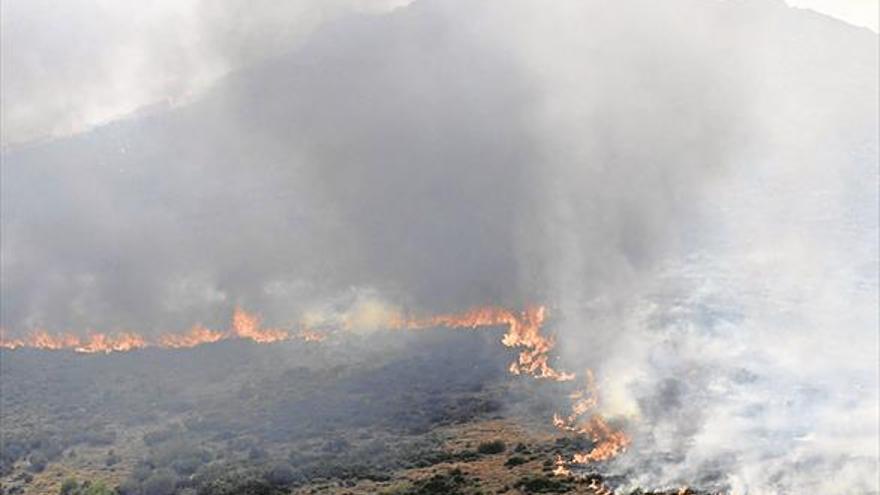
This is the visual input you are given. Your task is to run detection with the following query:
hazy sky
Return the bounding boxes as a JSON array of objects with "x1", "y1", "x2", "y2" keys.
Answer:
[{"x1": 788, "y1": 0, "x2": 879, "y2": 31}]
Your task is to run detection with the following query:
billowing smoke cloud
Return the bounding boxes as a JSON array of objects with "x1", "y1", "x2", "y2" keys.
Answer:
[
  {"x1": 1, "y1": 0, "x2": 877, "y2": 492},
  {"x1": 0, "y1": 0, "x2": 408, "y2": 146}
]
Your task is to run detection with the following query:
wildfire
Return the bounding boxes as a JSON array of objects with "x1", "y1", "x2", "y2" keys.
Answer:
[
  {"x1": 399, "y1": 305, "x2": 574, "y2": 382},
  {"x1": 74, "y1": 332, "x2": 148, "y2": 353},
  {"x1": 230, "y1": 307, "x2": 289, "y2": 343},
  {"x1": 0, "y1": 328, "x2": 25, "y2": 350},
  {"x1": 0, "y1": 307, "x2": 321, "y2": 352},
  {"x1": 159, "y1": 324, "x2": 225, "y2": 348},
  {"x1": 0, "y1": 328, "x2": 148, "y2": 353},
  {"x1": 570, "y1": 416, "x2": 631, "y2": 463},
  {"x1": 397, "y1": 305, "x2": 629, "y2": 473},
  {"x1": 30, "y1": 329, "x2": 80, "y2": 350},
  {"x1": 0, "y1": 303, "x2": 630, "y2": 472},
  {"x1": 553, "y1": 455, "x2": 572, "y2": 476},
  {"x1": 551, "y1": 371, "x2": 631, "y2": 470},
  {"x1": 586, "y1": 477, "x2": 616, "y2": 495}
]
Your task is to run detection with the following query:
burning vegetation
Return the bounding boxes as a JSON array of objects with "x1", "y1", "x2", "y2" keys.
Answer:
[
  {"x1": 0, "y1": 305, "x2": 647, "y2": 494},
  {"x1": 0, "y1": 307, "x2": 316, "y2": 353},
  {"x1": 1, "y1": 305, "x2": 629, "y2": 474}
]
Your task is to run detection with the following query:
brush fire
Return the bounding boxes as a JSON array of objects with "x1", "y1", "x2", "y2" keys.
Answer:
[
  {"x1": 2, "y1": 0, "x2": 876, "y2": 494},
  {"x1": 0, "y1": 304, "x2": 630, "y2": 479}
]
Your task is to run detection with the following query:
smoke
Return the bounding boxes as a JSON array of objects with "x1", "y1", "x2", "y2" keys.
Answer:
[
  {"x1": 0, "y1": 0, "x2": 408, "y2": 146},
  {"x1": 1, "y1": 0, "x2": 877, "y2": 492}
]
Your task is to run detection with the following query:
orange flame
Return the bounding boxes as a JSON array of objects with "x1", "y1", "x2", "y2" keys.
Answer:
[
  {"x1": 398, "y1": 305, "x2": 574, "y2": 382},
  {"x1": 230, "y1": 307, "x2": 289, "y2": 343},
  {"x1": 74, "y1": 331, "x2": 148, "y2": 353},
  {"x1": 159, "y1": 324, "x2": 225, "y2": 348},
  {"x1": 586, "y1": 477, "x2": 615, "y2": 495},
  {"x1": 393, "y1": 306, "x2": 629, "y2": 471},
  {"x1": 569, "y1": 416, "x2": 631, "y2": 463},
  {"x1": 0, "y1": 328, "x2": 25, "y2": 349},
  {"x1": 0, "y1": 306, "x2": 320, "y2": 352},
  {"x1": 553, "y1": 455, "x2": 572, "y2": 476},
  {"x1": 0, "y1": 303, "x2": 628, "y2": 470},
  {"x1": 31, "y1": 329, "x2": 81, "y2": 350},
  {"x1": 552, "y1": 371, "x2": 631, "y2": 468}
]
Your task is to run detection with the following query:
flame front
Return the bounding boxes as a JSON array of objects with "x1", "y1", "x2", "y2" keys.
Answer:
[
  {"x1": 0, "y1": 303, "x2": 629, "y2": 472},
  {"x1": 31, "y1": 329, "x2": 80, "y2": 350},
  {"x1": 395, "y1": 306, "x2": 629, "y2": 472},
  {"x1": 231, "y1": 307, "x2": 289, "y2": 343},
  {"x1": 0, "y1": 328, "x2": 148, "y2": 353},
  {"x1": 0, "y1": 307, "x2": 318, "y2": 352},
  {"x1": 159, "y1": 324, "x2": 225, "y2": 348},
  {"x1": 397, "y1": 305, "x2": 574, "y2": 382},
  {"x1": 551, "y1": 370, "x2": 632, "y2": 469},
  {"x1": 74, "y1": 332, "x2": 148, "y2": 353}
]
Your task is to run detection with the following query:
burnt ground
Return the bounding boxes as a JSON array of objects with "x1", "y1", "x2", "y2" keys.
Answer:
[{"x1": 0, "y1": 328, "x2": 710, "y2": 495}]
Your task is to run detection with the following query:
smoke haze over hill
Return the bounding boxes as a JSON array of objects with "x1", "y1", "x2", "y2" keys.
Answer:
[{"x1": 1, "y1": 0, "x2": 877, "y2": 493}]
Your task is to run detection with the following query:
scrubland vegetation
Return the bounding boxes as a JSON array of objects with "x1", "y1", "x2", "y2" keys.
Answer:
[{"x1": 1, "y1": 330, "x2": 708, "y2": 494}]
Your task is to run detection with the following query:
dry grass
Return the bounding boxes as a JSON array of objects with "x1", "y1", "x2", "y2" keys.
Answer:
[{"x1": 290, "y1": 418, "x2": 604, "y2": 495}]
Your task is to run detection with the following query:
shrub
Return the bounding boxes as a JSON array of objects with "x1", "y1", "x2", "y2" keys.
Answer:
[
  {"x1": 195, "y1": 469, "x2": 286, "y2": 495},
  {"x1": 143, "y1": 426, "x2": 181, "y2": 446},
  {"x1": 264, "y1": 462, "x2": 298, "y2": 486},
  {"x1": 116, "y1": 478, "x2": 143, "y2": 495},
  {"x1": 407, "y1": 470, "x2": 470, "y2": 495},
  {"x1": 476, "y1": 440, "x2": 506, "y2": 455},
  {"x1": 515, "y1": 475, "x2": 571, "y2": 493},
  {"x1": 82, "y1": 481, "x2": 115, "y2": 495},
  {"x1": 142, "y1": 469, "x2": 178, "y2": 495},
  {"x1": 148, "y1": 440, "x2": 212, "y2": 475},
  {"x1": 454, "y1": 450, "x2": 479, "y2": 462},
  {"x1": 59, "y1": 478, "x2": 79, "y2": 495},
  {"x1": 131, "y1": 462, "x2": 153, "y2": 481},
  {"x1": 58, "y1": 481, "x2": 115, "y2": 495}
]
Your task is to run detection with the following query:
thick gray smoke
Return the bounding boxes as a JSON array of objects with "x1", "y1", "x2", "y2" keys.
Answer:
[
  {"x1": 1, "y1": 0, "x2": 877, "y2": 492},
  {"x1": 1, "y1": 0, "x2": 754, "y2": 329}
]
